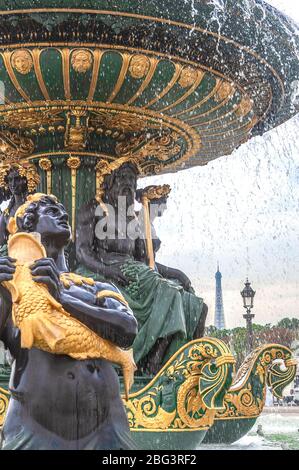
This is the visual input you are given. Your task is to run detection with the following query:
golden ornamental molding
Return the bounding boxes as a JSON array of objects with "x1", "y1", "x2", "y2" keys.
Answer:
[
  {"x1": 0, "y1": 102, "x2": 201, "y2": 172},
  {"x1": 159, "y1": 69, "x2": 205, "y2": 113},
  {"x1": 38, "y1": 157, "x2": 52, "y2": 195},
  {"x1": 215, "y1": 82, "x2": 234, "y2": 103},
  {"x1": 67, "y1": 155, "x2": 81, "y2": 237},
  {"x1": 178, "y1": 67, "x2": 202, "y2": 89},
  {"x1": 0, "y1": 161, "x2": 40, "y2": 193},
  {"x1": 0, "y1": 42, "x2": 271, "y2": 117},
  {"x1": 107, "y1": 52, "x2": 130, "y2": 103},
  {"x1": 61, "y1": 48, "x2": 71, "y2": 101},
  {"x1": 186, "y1": 92, "x2": 241, "y2": 123},
  {"x1": 0, "y1": 8, "x2": 285, "y2": 102},
  {"x1": 11, "y1": 48, "x2": 33, "y2": 75},
  {"x1": 64, "y1": 109, "x2": 89, "y2": 151},
  {"x1": 87, "y1": 49, "x2": 103, "y2": 103},
  {"x1": 0, "y1": 44, "x2": 270, "y2": 151},
  {"x1": 201, "y1": 117, "x2": 257, "y2": 139},
  {"x1": 0, "y1": 44, "x2": 267, "y2": 172},
  {"x1": 127, "y1": 57, "x2": 158, "y2": 106},
  {"x1": 214, "y1": 344, "x2": 297, "y2": 421},
  {"x1": 128, "y1": 54, "x2": 150, "y2": 79},
  {"x1": 0, "y1": 108, "x2": 64, "y2": 130},
  {"x1": 194, "y1": 98, "x2": 242, "y2": 128},
  {"x1": 144, "y1": 63, "x2": 183, "y2": 109},
  {"x1": 174, "y1": 77, "x2": 222, "y2": 118},
  {"x1": 0, "y1": 387, "x2": 9, "y2": 427},
  {"x1": 124, "y1": 337, "x2": 235, "y2": 432},
  {"x1": 139, "y1": 184, "x2": 171, "y2": 201},
  {"x1": 1, "y1": 51, "x2": 32, "y2": 103},
  {"x1": 0, "y1": 130, "x2": 34, "y2": 162},
  {"x1": 71, "y1": 49, "x2": 93, "y2": 74},
  {"x1": 31, "y1": 48, "x2": 51, "y2": 101}
]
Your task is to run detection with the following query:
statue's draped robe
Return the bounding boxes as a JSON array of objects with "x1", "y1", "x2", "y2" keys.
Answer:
[{"x1": 77, "y1": 260, "x2": 204, "y2": 365}]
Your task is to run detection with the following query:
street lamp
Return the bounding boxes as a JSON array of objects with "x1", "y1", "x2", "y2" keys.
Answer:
[{"x1": 240, "y1": 279, "x2": 256, "y2": 353}]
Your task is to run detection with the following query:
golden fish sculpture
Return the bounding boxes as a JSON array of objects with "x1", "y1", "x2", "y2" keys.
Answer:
[{"x1": 3, "y1": 232, "x2": 136, "y2": 400}]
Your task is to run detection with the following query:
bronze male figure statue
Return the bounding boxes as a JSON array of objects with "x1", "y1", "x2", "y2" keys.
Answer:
[{"x1": 0, "y1": 193, "x2": 137, "y2": 450}]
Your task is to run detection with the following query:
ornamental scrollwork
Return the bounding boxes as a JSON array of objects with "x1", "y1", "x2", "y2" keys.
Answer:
[
  {"x1": 124, "y1": 338, "x2": 235, "y2": 432},
  {"x1": 129, "y1": 55, "x2": 150, "y2": 79},
  {"x1": 0, "y1": 387, "x2": 10, "y2": 427},
  {"x1": 71, "y1": 49, "x2": 93, "y2": 73},
  {"x1": 11, "y1": 49, "x2": 33, "y2": 75},
  {"x1": 0, "y1": 130, "x2": 34, "y2": 162},
  {"x1": 116, "y1": 131, "x2": 183, "y2": 163},
  {"x1": 215, "y1": 344, "x2": 297, "y2": 420}
]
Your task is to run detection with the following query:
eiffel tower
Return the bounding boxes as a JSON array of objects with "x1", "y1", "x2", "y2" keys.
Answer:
[{"x1": 214, "y1": 264, "x2": 226, "y2": 329}]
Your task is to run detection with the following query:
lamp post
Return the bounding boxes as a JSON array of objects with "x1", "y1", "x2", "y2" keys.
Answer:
[{"x1": 240, "y1": 279, "x2": 256, "y2": 353}]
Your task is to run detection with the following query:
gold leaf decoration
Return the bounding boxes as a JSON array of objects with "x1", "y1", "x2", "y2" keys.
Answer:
[
  {"x1": 71, "y1": 49, "x2": 93, "y2": 73},
  {"x1": 235, "y1": 96, "x2": 253, "y2": 117},
  {"x1": 0, "y1": 389, "x2": 9, "y2": 426},
  {"x1": 216, "y1": 345, "x2": 297, "y2": 420},
  {"x1": 0, "y1": 109, "x2": 64, "y2": 130},
  {"x1": 178, "y1": 67, "x2": 200, "y2": 88},
  {"x1": 139, "y1": 184, "x2": 171, "y2": 201},
  {"x1": 0, "y1": 130, "x2": 34, "y2": 162},
  {"x1": 90, "y1": 110, "x2": 155, "y2": 133},
  {"x1": 129, "y1": 54, "x2": 150, "y2": 79},
  {"x1": 66, "y1": 156, "x2": 81, "y2": 170},
  {"x1": 215, "y1": 82, "x2": 234, "y2": 102},
  {"x1": 39, "y1": 158, "x2": 52, "y2": 172},
  {"x1": 11, "y1": 49, "x2": 33, "y2": 75}
]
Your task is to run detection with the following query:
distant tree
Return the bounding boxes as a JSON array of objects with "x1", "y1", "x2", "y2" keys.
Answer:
[
  {"x1": 258, "y1": 327, "x2": 297, "y2": 349},
  {"x1": 277, "y1": 318, "x2": 299, "y2": 330},
  {"x1": 205, "y1": 318, "x2": 299, "y2": 369},
  {"x1": 204, "y1": 326, "x2": 232, "y2": 353},
  {"x1": 252, "y1": 323, "x2": 265, "y2": 333},
  {"x1": 205, "y1": 325, "x2": 218, "y2": 336},
  {"x1": 230, "y1": 327, "x2": 248, "y2": 368}
]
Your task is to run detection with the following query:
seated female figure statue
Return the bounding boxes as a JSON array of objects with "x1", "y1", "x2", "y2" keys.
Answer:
[
  {"x1": 0, "y1": 193, "x2": 137, "y2": 450},
  {"x1": 0, "y1": 162, "x2": 40, "y2": 248},
  {"x1": 76, "y1": 161, "x2": 207, "y2": 375}
]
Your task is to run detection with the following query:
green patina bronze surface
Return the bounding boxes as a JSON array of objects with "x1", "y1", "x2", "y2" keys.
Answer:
[
  {"x1": 0, "y1": 342, "x2": 297, "y2": 447},
  {"x1": 203, "y1": 344, "x2": 297, "y2": 444},
  {"x1": 76, "y1": 261, "x2": 205, "y2": 366},
  {"x1": 0, "y1": 2, "x2": 296, "y2": 170},
  {"x1": 0, "y1": 337, "x2": 235, "y2": 449},
  {"x1": 0, "y1": 366, "x2": 10, "y2": 427}
]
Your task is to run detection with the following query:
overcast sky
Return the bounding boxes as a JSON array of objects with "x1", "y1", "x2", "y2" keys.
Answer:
[{"x1": 140, "y1": 0, "x2": 299, "y2": 329}]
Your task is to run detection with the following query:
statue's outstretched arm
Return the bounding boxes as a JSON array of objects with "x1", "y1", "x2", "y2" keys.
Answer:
[
  {"x1": 60, "y1": 287, "x2": 137, "y2": 349},
  {"x1": 77, "y1": 245, "x2": 128, "y2": 285},
  {"x1": 155, "y1": 262, "x2": 192, "y2": 292},
  {"x1": 30, "y1": 256, "x2": 136, "y2": 349}
]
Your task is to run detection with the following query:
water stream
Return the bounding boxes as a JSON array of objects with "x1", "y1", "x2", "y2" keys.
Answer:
[{"x1": 199, "y1": 412, "x2": 299, "y2": 450}]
